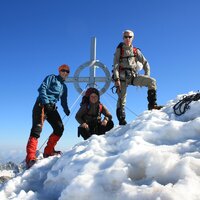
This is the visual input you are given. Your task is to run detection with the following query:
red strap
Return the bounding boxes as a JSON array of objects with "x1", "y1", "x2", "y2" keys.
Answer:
[
  {"x1": 133, "y1": 47, "x2": 137, "y2": 56},
  {"x1": 121, "y1": 46, "x2": 137, "y2": 57},
  {"x1": 99, "y1": 103, "x2": 103, "y2": 113}
]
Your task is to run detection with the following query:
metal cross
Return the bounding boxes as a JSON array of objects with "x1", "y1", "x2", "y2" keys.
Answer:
[{"x1": 65, "y1": 37, "x2": 111, "y2": 95}]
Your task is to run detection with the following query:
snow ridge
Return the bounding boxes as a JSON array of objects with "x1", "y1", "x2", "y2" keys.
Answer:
[{"x1": 1, "y1": 92, "x2": 200, "y2": 200}]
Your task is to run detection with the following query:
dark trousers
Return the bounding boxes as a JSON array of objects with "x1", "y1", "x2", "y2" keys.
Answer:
[
  {"x1": 78, "y1": 120, "x2": 114, "y2": 140},
  {"x1": 30, "y1": 100, "x2": 64, "y2": 138}
]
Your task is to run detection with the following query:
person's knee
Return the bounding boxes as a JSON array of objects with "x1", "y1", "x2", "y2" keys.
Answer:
[
  {"x1": 30, "y1": 124, "x2": 42, "y2": 138},
  {"x1": 78, "y1": 127, "x2": 90, "y2": 140},
  {"x1": 99, "y1": 120, "x2": 114, "y2": 135},
  {"x1": 148, "y1": 77, "x2": 157, "y2": 90},
  {"x1": 109, "y1": 120, "x2": 114, "y2": 129},
  {"x1": 107, "y1": 120, "x2": 114, "y2": 130}
]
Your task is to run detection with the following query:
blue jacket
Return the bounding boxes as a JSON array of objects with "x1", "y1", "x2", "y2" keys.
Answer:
[{"x1": 37, "y1": 74, "x2": 69, "y2": 111}]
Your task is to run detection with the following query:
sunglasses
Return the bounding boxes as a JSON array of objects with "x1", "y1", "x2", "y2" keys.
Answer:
[
  {"x1": 124, "y1": 36, "x2": 133, "y2": 39},
  {"x1": 61, "y1": 69, "x2": 70, "y2": 73}
]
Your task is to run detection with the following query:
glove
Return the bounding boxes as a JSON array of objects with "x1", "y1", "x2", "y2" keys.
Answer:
[
  {"x1": 64, "y1": 108, "x2": 70, "y2": 116},
  {"x1": 44, "y1": 103, "x2": 55, "y2": 113}
]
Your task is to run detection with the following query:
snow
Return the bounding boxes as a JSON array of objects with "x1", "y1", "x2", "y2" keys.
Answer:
[
  {"x1": 1, "y1": 92, "x2": 200, "y2": 200},
  {"x1": 0, "y1": 170, "x2": 15, "y2": 178}
]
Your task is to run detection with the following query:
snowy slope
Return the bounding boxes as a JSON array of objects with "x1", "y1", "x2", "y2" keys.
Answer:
[{"x1": 1, "y1": 92, "x2": 200, "y2": 200}]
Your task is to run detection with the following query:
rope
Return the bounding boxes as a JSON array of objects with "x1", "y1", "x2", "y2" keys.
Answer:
[
  {"x1": 62, "y1": 89, "x2": 86, "y2": 124},
  {"x1": 105, "y1": 88, "x2": 139, "y2": 117},
  {"x1": 173, "y1": 92, "x2": 200, "y2": 116},
  {"x1": 38, "y1": 85, "x2": 139, "y2": 151},
  {"x1": 63, "y1": 90, "x2": 86, "y2": 120},
  {"x1": 38, "y1": 139, "x2": 48, "y2": 151}
]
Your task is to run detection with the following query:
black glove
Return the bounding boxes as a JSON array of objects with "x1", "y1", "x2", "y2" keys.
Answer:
[
  {"x1": 64, "y1": 108, "x2": 70, "y2": 116},
  {"x1": 44, "y1": 103, "x2": 55, "y2": 113}
]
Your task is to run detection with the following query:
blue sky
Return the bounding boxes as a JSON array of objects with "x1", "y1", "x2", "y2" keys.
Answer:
[{"x1": 0, "y1": 0, "x2": 200, "y2": 158}]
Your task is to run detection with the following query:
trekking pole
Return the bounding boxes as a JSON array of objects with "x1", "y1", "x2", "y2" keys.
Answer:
[{"x1": 38, "y1": 138, "x2": 48, "y2": 151}]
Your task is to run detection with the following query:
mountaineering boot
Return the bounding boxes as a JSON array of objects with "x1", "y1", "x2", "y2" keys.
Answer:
[
  {"x1": 116, "y1": 107, "x2": 127, "y2": 125},
  {"x1": 147, "y1": 89, "x2": 163, "y2": 110},
  {"x1": 26, "y1": 136, "x2": 38, "y2": 169},
  {"x1": 43, "y1": 133, "x2": 62, "y2": 158}
]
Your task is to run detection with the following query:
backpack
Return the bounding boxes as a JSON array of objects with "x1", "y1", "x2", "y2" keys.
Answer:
[
  {"x1": 118, "y1": 42, "x2": 138, "y2": 60},
  {"x1": 111, "y1": 42, "x2": 138, "y2": 81},
  {"x1": 80, "y1": 87, "x2": 103, "y2": 113}
]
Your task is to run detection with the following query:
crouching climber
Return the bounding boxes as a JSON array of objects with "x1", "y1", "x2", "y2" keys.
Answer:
[{"x1": 75, "y1": 88, "x2": 114, "y2": 140}]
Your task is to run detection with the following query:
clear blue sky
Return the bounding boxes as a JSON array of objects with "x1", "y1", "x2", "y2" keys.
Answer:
[{"x1": 1, "y1": 0, "x2": 200, "y2": 156}]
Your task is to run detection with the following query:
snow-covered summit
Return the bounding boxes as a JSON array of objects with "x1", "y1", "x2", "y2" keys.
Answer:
[{"x1": 1, "y1": 92, "x2": 200, "y2": 200}]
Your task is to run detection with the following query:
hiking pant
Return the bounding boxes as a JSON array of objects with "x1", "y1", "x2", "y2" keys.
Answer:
[
  {"x1": 117, "y1": 75, "x2": 157, "y2": 108},
  {"x1": 78, "y1": 120, "x2": 114, "y2": 140},
  {"x1": 30, "y1": 100, "x2": 64, "y2": 138}
]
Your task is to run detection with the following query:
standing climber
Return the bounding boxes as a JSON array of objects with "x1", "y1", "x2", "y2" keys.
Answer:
[
  {"x1": 25, "y1": 64, "x2": 70, "y2": 168},
  {"x1": 113, "y1": 29, "x2": 162, "y2": 125}
]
